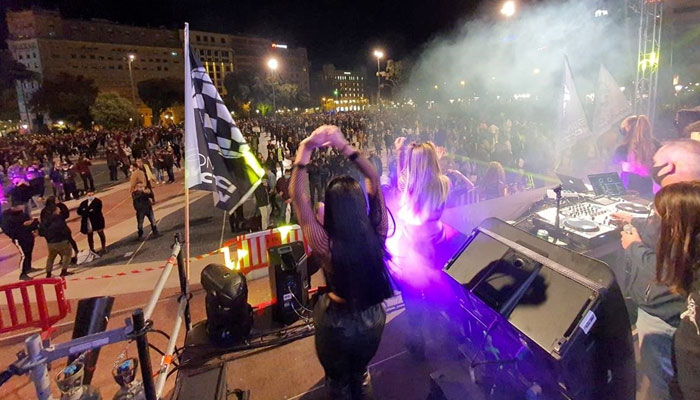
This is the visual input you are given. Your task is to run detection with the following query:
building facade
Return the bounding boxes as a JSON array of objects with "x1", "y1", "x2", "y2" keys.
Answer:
[
  {"x1": 315, "y1": 64, "x2": 368, "y2": 112},
  {"x1": 6, "y1": 7, "x2": 311, "y2": 129}
]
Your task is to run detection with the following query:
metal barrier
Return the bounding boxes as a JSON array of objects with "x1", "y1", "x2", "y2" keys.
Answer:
[
  {"x1": 217, "y1": 225, "x2": 307, "y2": 273},
  {"x1": 0, "y1": 278, "x2": 71, "y2": 340}
]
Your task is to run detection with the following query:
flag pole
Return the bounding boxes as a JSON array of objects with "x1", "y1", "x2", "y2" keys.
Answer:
[{"x1": 183, "y1": 23, "x2": 191, "y2": 279}]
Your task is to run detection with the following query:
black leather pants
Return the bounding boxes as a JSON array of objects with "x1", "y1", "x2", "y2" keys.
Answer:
[{"x1": 313, "y1": 294, "x2": 386, "y2": 399}]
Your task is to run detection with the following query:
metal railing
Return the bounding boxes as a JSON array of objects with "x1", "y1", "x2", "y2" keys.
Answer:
[{"x1": 0, "y1": 278, "x2": 71, "y2": 340}]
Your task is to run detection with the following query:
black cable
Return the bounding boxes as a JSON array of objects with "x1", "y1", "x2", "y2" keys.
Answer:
[
  {"x1": 150, "y1": 329, "x2": 171, "y2": 340},
  {"x1": 148, "y1": 343, "x2": 180, "y2": 368},
  {"x1": 386, "y1": 205, "x2": 397, "y2": 238}
]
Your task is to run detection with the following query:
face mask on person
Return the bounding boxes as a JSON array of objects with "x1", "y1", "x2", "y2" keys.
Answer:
[
  {"x1": 651, "y1": 162, "x2": 673, "y2": 186},
  {"x1": 285, "y1": 174, "x2": 291, "y2": 179},
  {"x1": 87, "y1": 195, "x2": 95, "y2": 202}
]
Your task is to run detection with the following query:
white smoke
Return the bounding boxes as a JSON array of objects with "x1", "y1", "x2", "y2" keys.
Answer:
[{"x1": 404, "y1": 1, "x2": 632, "y2": 107}]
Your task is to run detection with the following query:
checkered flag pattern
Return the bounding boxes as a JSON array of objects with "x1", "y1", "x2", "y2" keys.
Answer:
[{"x1": 185, "y1": 44, "x2": 263, "y2": 211}]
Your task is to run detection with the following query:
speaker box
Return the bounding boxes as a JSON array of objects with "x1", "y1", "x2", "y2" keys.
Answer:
[
  {"x1": 441, "y1": 218, "x2": 635, "y2": 400},
  {"x1": 267, "y1": 242, "x2": 308, "y2": 325}
]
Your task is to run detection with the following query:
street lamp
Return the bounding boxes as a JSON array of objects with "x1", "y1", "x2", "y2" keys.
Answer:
[
  {"x1": 127, "y1": 54, "x2": 137, "y2": 106},
  {"x1": 267, "y1": 58, "x2": 279, "y2": 110},
  {"x1": 501, "y1": 1, "x2": 516, "y2": 17},
  {"x1": 373, "y1": 49, "x2": 384, "y2": 104}
]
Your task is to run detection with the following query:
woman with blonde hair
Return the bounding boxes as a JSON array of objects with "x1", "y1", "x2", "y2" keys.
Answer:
[
  {"x1": 613, "y1": 115, "x2": 659, "y2": 197},
  {"x1": 390, "y1": 137, "x2": 471, "y2": 360}
]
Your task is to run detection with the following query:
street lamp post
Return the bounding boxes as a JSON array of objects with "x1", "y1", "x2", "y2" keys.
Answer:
[
  {"x1": 267, "y1": 58, "x2": 279, "y2": 110},
  {"x1": 373, "y1": 50, "x2": 384, "y2": 104},
  {"x1": 127, "y1": 54, "x2": 137, "y2": 106}
]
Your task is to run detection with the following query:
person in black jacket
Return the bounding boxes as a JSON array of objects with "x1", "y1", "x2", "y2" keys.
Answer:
[
  {"x1": 39, "y1": 203, "x2": 74, "y2": 278},
  {"x1": 43, "y1": 196, "x2": 80, "y2": 264},
  {"x1": 77, "y1": 191, "x2": 106, "y2": 254},
  {"x1": 614, "y1": 140, "x2": 700, "y2": 400},
  {"x1": 1, "y1": 202, "x2": 39, "y2": 281},
  {"x1": 649, "y1": 182, "x2": 700, "y2": 400},
  {"x1": 132, "y1": 182, "x2": 158, "y2": 239}
]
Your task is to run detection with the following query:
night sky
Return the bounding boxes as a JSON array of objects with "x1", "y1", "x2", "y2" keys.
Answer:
[{"x1": 1, "y1": 0, "x2": 503, "y2": 71}]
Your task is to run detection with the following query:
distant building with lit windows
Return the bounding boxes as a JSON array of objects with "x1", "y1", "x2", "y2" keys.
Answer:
[
  {"x1": 182, "y1": 30, "x2": 234, "y2": 95},
  {"x1": 315, "y1": 64, "x2": 367, "y2": 112},
  {"x1": 5, "y1": 7, "x2": 311, "y2": 129}
]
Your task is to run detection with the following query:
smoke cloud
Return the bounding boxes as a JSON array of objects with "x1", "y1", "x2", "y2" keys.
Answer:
[{"x1": 404, "y1": 1, "x2": 632, "y2": 107}]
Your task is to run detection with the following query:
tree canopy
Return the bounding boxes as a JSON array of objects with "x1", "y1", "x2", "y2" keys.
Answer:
[
  {"x1": 90, "y1": 92, "x2": 139, "y2": 129},
  {"x1": 29, "y1": 73, "x2": 98, "y2": 126},
  {"x1": 0, "y1": 51, "x2": 38, "y2": 90},
  {"x1": 137, "y1": 77, "x2": 183, "y2": 124}
]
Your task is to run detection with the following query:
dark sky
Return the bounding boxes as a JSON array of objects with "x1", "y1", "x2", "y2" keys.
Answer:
[{"x1": 2, "y1": 0, "x2": 494, "y2": 71}]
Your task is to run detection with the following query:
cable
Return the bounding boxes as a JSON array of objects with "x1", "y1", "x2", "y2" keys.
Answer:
[
  {"x1": 386, "y1": 205, "x2": 397, "y2": 238},
  {"x1": 287, "y1": 286, "x2": 313, "y2": 313}
]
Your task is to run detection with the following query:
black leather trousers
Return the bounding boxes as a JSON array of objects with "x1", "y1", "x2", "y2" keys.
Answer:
[{"x1": 313, "y1": 294, "x2": 386, "y2": 399}]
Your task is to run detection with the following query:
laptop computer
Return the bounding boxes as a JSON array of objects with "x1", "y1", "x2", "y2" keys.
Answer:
[
  {"x1": 556, "y1": 173, "x2": 589, "y2": 193},
  {"x1": 588, "y1": 172, "x2": 627, "y2": 196}
]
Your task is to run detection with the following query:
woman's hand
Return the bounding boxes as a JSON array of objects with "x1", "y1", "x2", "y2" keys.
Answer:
[
  {"x1": 620, "y1": 225, "x2": 642, "y2": 249},
  {"x1": 325, "y1": 125, "x2": 349, "y2": 150},
  {"x1": 394, "y1": 136, "x2": 406, "y2": 151},
  {"x1": 302, "y1": 125, "x2": 331, "y2": 150}
]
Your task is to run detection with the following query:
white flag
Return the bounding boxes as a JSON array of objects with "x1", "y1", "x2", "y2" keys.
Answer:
[
  {"x1": 556, "y1": 58, "x2": 592, "y2": 151},
  {"x1": 592, "y1": 64, "x2": 632, "y2": 136}
]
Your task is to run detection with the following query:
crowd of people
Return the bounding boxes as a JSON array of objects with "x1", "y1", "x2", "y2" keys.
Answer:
[
  {"x1": 2, "y1": 105, "x2": 700, "y2": 399},
  {"x1": 0, "y1": 125, "x2": 183, "y2": 281}
]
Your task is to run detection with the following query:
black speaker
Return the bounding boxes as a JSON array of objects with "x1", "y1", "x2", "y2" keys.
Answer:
[
  {"x1": 441, "y1": 218, "x2": 635, "y2": 400},
  {"x1": 68, "y1": 296, "x2": 114, "y2": 385},
  {"x1": 267, "y1": 242, "x2": 308, "y2": 325},
  {"x1": 201, "y1": 264, "x2": 253, "y2": 344}
]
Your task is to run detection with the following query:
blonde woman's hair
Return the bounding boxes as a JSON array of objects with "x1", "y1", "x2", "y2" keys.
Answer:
[{"x1": 399, "y1": 141, "x2": 450, "y2": 223}]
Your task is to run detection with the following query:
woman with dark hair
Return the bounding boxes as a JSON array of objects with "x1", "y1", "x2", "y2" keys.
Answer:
[
  {"x1": 290, "y1": 125, "x2": 393, "y2": 399},
  {"x1": 613, "y1": 115, "x2": 659, "y2": 198},
  {"x1": 480, "y1": 161, "x2": 507, "y2": 200},
  {"x1": 652, "y1": 181, "x2": 700, "y2": 399}
]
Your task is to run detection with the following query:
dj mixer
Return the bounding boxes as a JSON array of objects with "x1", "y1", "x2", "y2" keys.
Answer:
[{"x1": 532, "y1": 196, "x2": 651, "y2": 249}]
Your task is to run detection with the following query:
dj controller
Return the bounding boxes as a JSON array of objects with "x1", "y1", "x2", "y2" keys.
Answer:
[{"x1": 530, "y1": 196, "x2": 651, "y2": 249}]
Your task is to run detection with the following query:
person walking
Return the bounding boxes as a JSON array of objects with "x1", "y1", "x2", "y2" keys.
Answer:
[
  {"x1": 132, "y1": 182, "x2": 159, "y2": 239},
  {"x1": 75, "y1": 156, "x2": 95, "y2": 192},
  {"x1": 106, "y1": 147, "x2": 119, "y2": 181},
  {"x1": 1, "y1": 202, "x2": 40, "y2": 281},
  {"x1": 77, "y1": 191, "x2": 107, "y2": 254},
  {"x1": 39, "y1": 203, "x2": 74, "y2": 278}
]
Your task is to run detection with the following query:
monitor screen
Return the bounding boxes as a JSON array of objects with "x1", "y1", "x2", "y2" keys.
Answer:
[{"x1": 588, "y1": 172, "x2": 626, "y2": 196}]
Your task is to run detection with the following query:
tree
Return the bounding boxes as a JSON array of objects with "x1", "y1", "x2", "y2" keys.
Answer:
[
  {"x1": 223, "y1": 71, "x2": 267, "y2": 115},
  {"x1": 379, "y1": 60, "x2": 408, "y2": 98},
  {"x1": 137, "y1": 78, "x2": 183, "y2": 125},
  {"x1": 0, "y1": 88, "x2": 20, "y2": 121},
  {"x1": 90, "y1": 92, "x2": 139, "y2": 129},
  {"x1": 0, "y1": 51, "x2": 37, "y2": 90},
  {"x1": 29, "y1": 73, "x2": 98, "y2": 126}
]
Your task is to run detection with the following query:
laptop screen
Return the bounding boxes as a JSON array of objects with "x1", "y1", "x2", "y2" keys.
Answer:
[{"x1": 588, "y1": 172, "x2": 626, "y2": 196}]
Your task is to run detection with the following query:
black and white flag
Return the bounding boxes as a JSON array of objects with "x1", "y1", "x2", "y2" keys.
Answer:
[{"x1": 184, "y1": 23, "x2": 263, "y2": 211}]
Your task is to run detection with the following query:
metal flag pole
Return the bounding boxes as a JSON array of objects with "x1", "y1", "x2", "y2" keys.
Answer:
[{"x1": 183, "y1": 22, "x2": 192, "y2": 280}]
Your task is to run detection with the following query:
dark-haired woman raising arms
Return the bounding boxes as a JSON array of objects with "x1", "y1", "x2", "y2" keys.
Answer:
[
  {"x1": 290, "y1": 125, "x2": 394, "y2": 399},
  {"x1": 652, "y1": 181, "x2": 700, "y2": 399}
]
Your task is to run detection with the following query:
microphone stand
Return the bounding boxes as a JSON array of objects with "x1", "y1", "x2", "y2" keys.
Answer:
[{"x1": 553, "y1": 184, "x2": 563, "y2": 231}]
